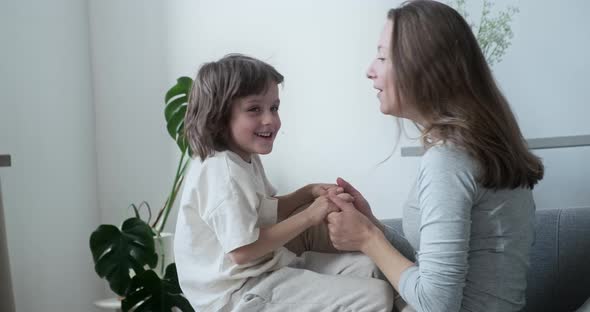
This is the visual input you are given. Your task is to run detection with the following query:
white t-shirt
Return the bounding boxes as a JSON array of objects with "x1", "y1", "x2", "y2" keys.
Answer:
[{"x1": 174, "y1": 150, "x2": 296, "y2": 312}]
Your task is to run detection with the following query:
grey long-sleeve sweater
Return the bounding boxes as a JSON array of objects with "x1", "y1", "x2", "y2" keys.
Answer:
[{"x1": 392, "y1": 144, "x2": 535, "y2": 312}]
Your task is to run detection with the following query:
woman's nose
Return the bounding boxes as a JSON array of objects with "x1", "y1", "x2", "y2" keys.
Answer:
[{"x1": 366, "y1": 64, "x2": 376, "y2": 79}]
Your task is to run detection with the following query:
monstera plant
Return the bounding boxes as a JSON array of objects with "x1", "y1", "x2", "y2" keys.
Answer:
[{"x1": 90, "y1": 77, "x2": 194, "y2": 311}]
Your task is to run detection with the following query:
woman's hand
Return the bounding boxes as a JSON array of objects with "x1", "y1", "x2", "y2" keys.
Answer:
[
  {"x1": 336, "y1": 177, "x2": 375, "y2": 220},
  {"x1": 326, "y1": 190, "x2": 382, "y2": 253}
]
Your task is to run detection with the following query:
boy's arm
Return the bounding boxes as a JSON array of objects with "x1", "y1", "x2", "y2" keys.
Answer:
[
  {"x1": 274, "y1": 185, "x2": 313, "y2": 221},
  {"x1": 228, "y1": 208, "x2": 313, "y2": 265},
  {"x1": 228, "y1": 194, "x2": 348, "y2": 265},
  {"x1": 274, "y1": 184, "x2": 342, "y2": 221}
]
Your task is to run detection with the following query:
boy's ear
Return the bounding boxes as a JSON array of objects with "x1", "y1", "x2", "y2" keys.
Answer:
[{"x1": 218, "y1": 127, "x2": 231, "y2": 147}]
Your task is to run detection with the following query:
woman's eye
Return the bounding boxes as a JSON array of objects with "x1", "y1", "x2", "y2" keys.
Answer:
[
  {"x1": 271, "y1": 106, "x2": 279, "y2": 112},
  {"x1": 248, "y1": 107, "x2": 261, "y2": 113},
  {"x1": 377, "y1": 57, "x2": 386, "y2": 62}
]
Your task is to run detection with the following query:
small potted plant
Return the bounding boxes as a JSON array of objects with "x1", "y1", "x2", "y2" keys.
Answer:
[
  {"x1": 89, "y1": 77, "x2": 195, "y2": 311},
  {"x1": 447, "y1": 0, "x2": 519, "y2": 66}
]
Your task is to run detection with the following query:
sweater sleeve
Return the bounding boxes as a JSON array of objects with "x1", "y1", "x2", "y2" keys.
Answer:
[{"x1": 398, "y1": 146, "x2": 478, "y2": 312}]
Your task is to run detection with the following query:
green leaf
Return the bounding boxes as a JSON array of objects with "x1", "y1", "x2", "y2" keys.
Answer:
[
  {"x1": 165, "y1": 77, "x2": 193, "y2": 152},
  {"x1": 164, "y1": 95, "x2": 188, "y2": 122},
  {"x1": 165, "y1": 107, "x2": 186, "y2": 140},
  {"x1": 89, "y1": 218, "x2": 158, "y2": 296},
  {"x1": 122, "y1": 264, "x2": 195, "y2": 312},
  {"x1": 165, "y1": 77, "x2": 193, "y2": 103}
]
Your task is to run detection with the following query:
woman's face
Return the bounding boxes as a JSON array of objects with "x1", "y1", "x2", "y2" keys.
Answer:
[
  {"x1": 366, "y1": 20, "x2": 399, "y2": 117},
  {"x1": 366, "y1": 20, "x2": 425, "y2": 124}
]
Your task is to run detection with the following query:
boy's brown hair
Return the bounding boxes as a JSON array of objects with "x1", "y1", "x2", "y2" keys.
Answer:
[{"x1": 184, "y1": 54, "x2": 284, "y2": 160}]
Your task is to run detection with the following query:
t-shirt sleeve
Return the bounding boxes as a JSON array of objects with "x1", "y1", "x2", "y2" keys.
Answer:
[
  {"x1": 398, "y1": 146, "x2": 478, "y2": 312},
  {"x1": 253, "y1": 155, "x2": 277, "y2": 196},
  {"x1": 203, "y1": 182, "x2": 260, "y2": 253}
]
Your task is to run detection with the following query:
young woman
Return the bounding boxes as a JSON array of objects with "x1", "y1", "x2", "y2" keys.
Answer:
[{"x1": 326, "y1": 1, "x2": 544, "y2": 311}]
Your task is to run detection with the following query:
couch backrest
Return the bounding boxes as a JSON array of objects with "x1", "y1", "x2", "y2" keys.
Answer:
[{"x1": 523, "y1": 207, "x2": 590, "y2": 312}]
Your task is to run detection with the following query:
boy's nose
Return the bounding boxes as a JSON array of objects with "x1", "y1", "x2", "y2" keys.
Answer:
[{"x1": 262, "y1": 113, "x2": 277, "y2": 125}]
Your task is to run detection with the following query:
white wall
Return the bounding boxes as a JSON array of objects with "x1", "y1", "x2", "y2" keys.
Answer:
[
  {"x1": 88, "y1": 0, "x2": 181, "y2": 298},
  {"x1": 1, "y1": 1, "x2": 588, "y2": 310},
  {"x1": 167, "y1": 0, "x2": 421, "y2": 220},
  {"x1": 492, "y1": 0, "x2": 590, "y2": 209},
  {"x1": 0, "y1": 0, "x2": 102, "y2": 311},
  {"x1": 88, "y1": 0, "x2": 175, "y2": 232},
  {"x1": 168, "y1": 0, "x2": 590, "y2": 219}
]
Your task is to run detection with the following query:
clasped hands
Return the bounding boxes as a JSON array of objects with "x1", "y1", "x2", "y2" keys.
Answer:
[{"x1": 306, "y1": 178, "x2": 382, "y2": 253}]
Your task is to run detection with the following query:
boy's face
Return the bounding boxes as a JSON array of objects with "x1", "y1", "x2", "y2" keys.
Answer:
[{"x1": 227, "y1": 82, "x2": 281, "y2": 162}]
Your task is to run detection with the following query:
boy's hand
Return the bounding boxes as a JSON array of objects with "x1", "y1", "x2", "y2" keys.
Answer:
[
  {"x1": 304, "y1": 196, "x2": 340, "y2": 226},
  {"x1": 335, "y1": 192, "x2": 354, "y2": 203},
  {"x1": 308, "y1": 183, "x2": 343, "y2": 199}
]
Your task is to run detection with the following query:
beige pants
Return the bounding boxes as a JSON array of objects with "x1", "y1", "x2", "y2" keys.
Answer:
[
  {"x1": 282, "y1": 203, "x2": 340, "y2": 256},
  {"x1": 224, "y1": 204, "x2": 398, "y2": 311},
  {"x1": 226, "y1": 251, "x2": 395, "y2": 312},
  {"x1": 283, "y1": 203, "x2": 414, "y2": 311}
]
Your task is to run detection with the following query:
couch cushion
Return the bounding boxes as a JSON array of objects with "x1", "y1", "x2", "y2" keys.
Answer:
[
  {"x1": 555, "y1": 207, "x2": 590, "y2": 311},
  {"x1": 523, "y1": 208, "x2": 561, "y2": 311}
]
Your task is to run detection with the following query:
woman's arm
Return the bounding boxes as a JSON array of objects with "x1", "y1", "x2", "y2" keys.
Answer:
[
  {"x1": 326, "y1": 194, "x2": 414, "y2": 291},
  {"x1": 336, "y1": 178, "x2": 389, "y2": 230},
  {"x1": 328, "y1": 147, "x2": 477, "y2": 312},
  {"x1": 394, "y1": 148, "x2": 475, "y2": 312},
  {"x1": 335, "y1": 178, "x2": 416, "y2": 260},
  {"x1": 327, "y1": 189, "x2": 470, "y2": 312},
  {"x1": 364, "y1": 228, "x2": 415, "y2": 289}
]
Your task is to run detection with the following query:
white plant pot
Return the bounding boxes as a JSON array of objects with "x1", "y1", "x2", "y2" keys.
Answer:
[{"x1": 154, "y1": 232, "x2": 174, "y2": 277}]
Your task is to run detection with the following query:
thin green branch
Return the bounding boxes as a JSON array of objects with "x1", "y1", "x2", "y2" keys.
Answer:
[
  {"x1": 446, "y1": 0, "x2": 519, "y2": 67},
  {"x1": 154, "y1": 148, "x2": 189, "y2": 233}
]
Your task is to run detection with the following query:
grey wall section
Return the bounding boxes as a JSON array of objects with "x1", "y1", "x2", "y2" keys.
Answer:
[
  {"x1": 0, "y1": 174, "x2": 15, "y2": 312},
  {"x1": 401, "y1": 135, "x2": 590, "y2": 157},
  {"x1": 0, "y1": 0, "x2": 102, "y2": 311}
]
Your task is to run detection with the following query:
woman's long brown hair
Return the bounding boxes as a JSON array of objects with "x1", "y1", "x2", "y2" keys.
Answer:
[{"x1": 388, "y1": 0, "x2": 543, "y2": 189}]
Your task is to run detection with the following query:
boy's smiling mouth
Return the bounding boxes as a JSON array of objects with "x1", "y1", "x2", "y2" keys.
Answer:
[{"x1": 255, "y1": 131, "x2": 273, "y2": 138}]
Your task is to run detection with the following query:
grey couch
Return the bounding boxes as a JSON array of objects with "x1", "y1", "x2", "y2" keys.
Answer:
[{"x1": 382, "y1": 207, "x2": 590, "y2": 311}]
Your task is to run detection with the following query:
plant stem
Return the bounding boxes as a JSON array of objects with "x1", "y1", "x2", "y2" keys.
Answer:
[{"x1": 155, "y1": 148, "x2": 189, "y2": 233}]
